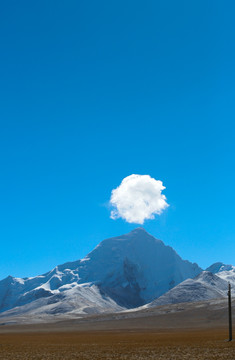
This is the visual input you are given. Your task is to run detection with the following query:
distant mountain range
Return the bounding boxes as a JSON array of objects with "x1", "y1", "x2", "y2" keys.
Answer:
[
  {"x1": 0, "y1": 228, "x2": 233, "y2": 319},
  {"x1": 146, "y1": 270, "x2": 235, "y2": 308}
]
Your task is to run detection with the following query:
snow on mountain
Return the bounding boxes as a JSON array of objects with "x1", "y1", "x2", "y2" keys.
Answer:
[
  {"x1": 0, "y1": 283, "x2": 124, "y2": 319},
  {"x1": 0, "y1": 228, "x2": 202, "y2": 316},
  {"x1": 145, "y1": 271, "x2": 230, "y2": 307},
  {"x1": 69, "y1": 228, "x2": 202, "y2": 306},
  {"x1": 217, "y1": 269, "x2": 235, "y2": 284},
  {"x1": 205, "y1": 262, "x2": 235, "y2": 289},
  {"x1": 206, "y1": 262, "x2": 235, "y2": 274}
]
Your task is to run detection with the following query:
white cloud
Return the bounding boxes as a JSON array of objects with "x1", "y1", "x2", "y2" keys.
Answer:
[{"x1": 110, "y1": 174, "x2": 169, "y2": 224}]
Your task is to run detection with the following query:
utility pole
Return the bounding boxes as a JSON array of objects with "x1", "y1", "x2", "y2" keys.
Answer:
[{"x1": 228, "y1": 282, "x2": 232, "y2": 341}]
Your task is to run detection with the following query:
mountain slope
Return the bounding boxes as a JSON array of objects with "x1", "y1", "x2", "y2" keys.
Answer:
[
  {"x1": 205, "y1": 262, "x2": 235, "y2": 285},
  {"x1": 0, "y1": 228, "x2": 202, "y2": 315},
  {"x1": 145, "y1": 271, "x2": 232, "y2": 307},
  {"x1": 0, "y1": 283, "x2": 124, "y2": 319},
  {"x1": 70, "y1": 228, "x2": 202, "y2": 305}
]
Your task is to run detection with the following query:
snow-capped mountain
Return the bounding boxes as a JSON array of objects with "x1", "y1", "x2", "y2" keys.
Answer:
[
  {"x1": 205, "y1": 262, "x2": 235, "y2": 285},
  {"x1": 206, "y1": 262, "x2": 235, "y2": 274},
  {"x1": 0, "y1": 283, "x2": 125, "y2": 319},
  {"x1": 145, "y1": 264, "x2": 235, "y2": 308},
  {"x1": 146, "y1": 271, "x2": 230, "y2": 307},
  {"x1": 0, "y1": 228, "x2": 202, "y2": 316}
]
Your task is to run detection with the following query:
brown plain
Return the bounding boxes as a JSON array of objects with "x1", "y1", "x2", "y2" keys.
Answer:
[
  {"x1": 0, "y1": 300, "x2": 234, "y2": 359},
  {"x1": 0, "y1": 328, "x2": 235, "y2": 360}
]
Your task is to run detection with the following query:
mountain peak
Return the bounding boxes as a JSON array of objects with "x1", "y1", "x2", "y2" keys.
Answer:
[
  {"x1": 0, "y1": 229, "x2": 202, "y2": 316},
  {"x1": 128, "y1": 227, "x2": 150, "y2": 237},
  {"x1": 194, "y1": 270, "x2": 219, "y2": 282},
  {"x1": 206, "y1": 262, "x2": 235, "y2": 274},
  {"x1": 129, "y1": 227, "x2": 162, "y2": 238},
  {"x1": 131, "y1": 227, "x2": 147, "y2": 233}
]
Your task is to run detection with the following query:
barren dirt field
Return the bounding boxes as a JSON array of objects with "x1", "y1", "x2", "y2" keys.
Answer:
[{"x1": 0, "y1": 329, "x2": 234, "y2": 360}]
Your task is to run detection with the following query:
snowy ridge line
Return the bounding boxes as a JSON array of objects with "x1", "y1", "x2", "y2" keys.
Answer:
[{"x1": 0, "y1": 228, "x2": 233, "y2": 318}]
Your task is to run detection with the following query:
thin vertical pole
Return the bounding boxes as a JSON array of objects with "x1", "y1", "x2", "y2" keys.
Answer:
[{"x1": 228, "y1": 282, "x2": 232, "y2": 341}]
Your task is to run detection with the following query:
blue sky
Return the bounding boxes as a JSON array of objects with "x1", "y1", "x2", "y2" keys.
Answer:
[{"x1": 1, "y1": 0, "x2": 235, "y2": 279}]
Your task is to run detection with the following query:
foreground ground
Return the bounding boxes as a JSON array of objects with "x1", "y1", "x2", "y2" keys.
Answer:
[
  {"x1": 0, "y1": 300, "x2": 234, "y2": 359},
  {"x1": 0, "y1": 328, "x2": 234, "y2": 360}
]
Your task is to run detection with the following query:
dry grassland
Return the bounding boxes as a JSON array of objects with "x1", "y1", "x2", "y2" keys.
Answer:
[{"x1": 0, "y1": 329, "x2": 234, "y2": 360}]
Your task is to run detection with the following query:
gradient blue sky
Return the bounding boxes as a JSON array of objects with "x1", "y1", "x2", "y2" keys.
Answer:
[{"x1": 1, "y1": 1, "x2": 235, "y2": 279}]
